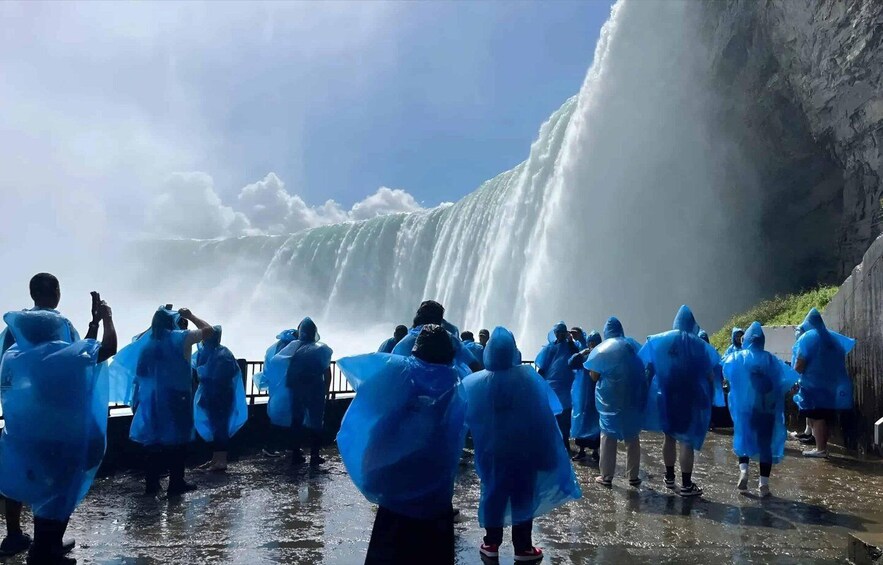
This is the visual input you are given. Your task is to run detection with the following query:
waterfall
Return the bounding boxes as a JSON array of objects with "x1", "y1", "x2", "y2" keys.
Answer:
[{"x1": 131, "y1": 0, "x2": 766, "y2": 358}]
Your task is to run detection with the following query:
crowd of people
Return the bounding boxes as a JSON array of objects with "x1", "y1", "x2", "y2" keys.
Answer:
[{"x1": 0, "y1": 275, "x2": 856, "y2": 564}]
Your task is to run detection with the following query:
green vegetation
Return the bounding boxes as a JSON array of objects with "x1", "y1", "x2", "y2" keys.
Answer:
[{"x1": 710, "y1": 286, "x2": 840, "y2": 352}]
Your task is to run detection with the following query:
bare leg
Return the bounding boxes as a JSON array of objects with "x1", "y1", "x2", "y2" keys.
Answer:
[
  {"x1": 679, "y1": 442, "x2": 695, "y2": 474},
  {"x1": 662, "y1": 434, "x2": 677, "y2": 467},
  {"x1": 813, "y1": 419, "x2": 829, "y2": 452}
]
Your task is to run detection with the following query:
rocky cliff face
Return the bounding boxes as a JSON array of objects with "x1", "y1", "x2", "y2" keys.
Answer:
[{"x1": 701, "y1": 0, "x2": 882, "y2": 289}]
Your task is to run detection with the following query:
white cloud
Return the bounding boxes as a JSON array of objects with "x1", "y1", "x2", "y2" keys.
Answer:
[
  {"x1": 349, "y1": 187, "x2": 423, "y2": 220},
  {"x1": 147, "y1": 172, "x2": 251, "y2": 239},
  {"x1": 147, "y1": 171, "x2": 425, "y2": 238}
]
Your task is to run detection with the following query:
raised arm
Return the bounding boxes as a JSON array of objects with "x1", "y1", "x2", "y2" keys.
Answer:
[
  {"x1": 178, "y1": 308, "x2": 215, "y2": 342},
  {"x1": 87, "y1": 292, "x2": 117, "y2": 363}
]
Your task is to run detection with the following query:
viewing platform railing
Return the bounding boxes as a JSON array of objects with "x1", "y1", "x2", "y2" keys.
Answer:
[{"x1": 0, "y1": 358, "x2": 537, "y2": 423}]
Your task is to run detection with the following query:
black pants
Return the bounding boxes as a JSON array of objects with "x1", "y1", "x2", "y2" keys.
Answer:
[
  {"x1": 485, "y1": 521, "x2": 533, "y2": 553},
  {"x1": 575, "y1": 436, "x2": 600, "y2": 450},
  {"x1": 365, "y1": 505, "x2": 454, "y2": 565},
  {"x1": 145, "y1": 444, "x2": 189, "y2": 490},
  {"x1": 738, "y1": 456, "x2": 772, "y2": 477},
  {"x1": 31, "y1": 516, "x2": 69, "y2": 557},
  {"x1": 290, "y1": 421, "x2": 322, "y2": 462},
  {"x1": 556, "y1": 409, "x2": 572, "y2": 450}
]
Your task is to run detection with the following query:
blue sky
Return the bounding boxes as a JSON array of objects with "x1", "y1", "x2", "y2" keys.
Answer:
[{"x1": 0, "y1": 0, "x2": 614, "y2": 239}]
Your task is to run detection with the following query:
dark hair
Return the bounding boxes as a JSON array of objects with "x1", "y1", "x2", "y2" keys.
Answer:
[
  {"x1": 460, "y1": 331, "x2": 474, "y2": 341},
  {"x1": 412, "y1": 324, "x2": 455, "y2": 365},
  {"x1": 29, "y1": 273, "x2": 60, "y2": 307},
  {"x1": 479, "y1": 329, "x2": 490, "y2": 337},
  {"x1": 412, "y1": 300, "x2": 445, "y2": 327},
  {"x1": 394, "y1": 324, "x2": 408, "y2": 336}
]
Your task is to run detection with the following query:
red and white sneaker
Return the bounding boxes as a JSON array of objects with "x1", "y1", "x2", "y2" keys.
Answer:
[
  {"x1": 515, "y1": 547, "x2": 544, "y2": 562},
  {"x1": 480, "y1": 544, "x2": 500, "y2": 558}
]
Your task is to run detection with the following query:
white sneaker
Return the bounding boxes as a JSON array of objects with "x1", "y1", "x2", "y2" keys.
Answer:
[
  {"x1": 736, "y1": 471, "x2": 749, "y2": 491},
  {"x1": 802, "y1": 449, "x2": 829, "y2": 459},
  {"x1": 759, "y1": 485, "x2": 771, "y2": 498}
]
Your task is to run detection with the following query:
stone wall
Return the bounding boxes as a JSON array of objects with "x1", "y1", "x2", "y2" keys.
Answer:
[
  {"x1": 823, "y1": 233, "x2": 883, "y2": 455},
  {"x1": 701, "y1": 0, "x2": 883, "y2": 289}
]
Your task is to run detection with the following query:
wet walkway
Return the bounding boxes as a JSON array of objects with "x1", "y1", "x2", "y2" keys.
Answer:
[{"x1": 7, "y1": 432, "x2": 883, "y2": 564}]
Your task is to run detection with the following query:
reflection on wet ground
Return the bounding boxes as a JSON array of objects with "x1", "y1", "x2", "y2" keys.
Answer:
[{"x1": 5, "y1": 432, "x2": 882, "y2": 564}]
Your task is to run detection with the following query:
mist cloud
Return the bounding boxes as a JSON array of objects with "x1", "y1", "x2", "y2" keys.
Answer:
[{"x1": 147, "y1": 171, "x2": 424, "y2": 239}]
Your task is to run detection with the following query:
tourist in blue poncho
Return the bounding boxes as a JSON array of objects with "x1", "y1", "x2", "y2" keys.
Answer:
[
  {"x1": 639, "y1": 305, "x2": 719, "y2": 497},
  {"x1": 193, "y1": 326, "x2": 248, "y2": 473},
  {"x1": 568, "y1": 330, "x2": 602, "y2": 463},
  {"x1": 263, "y1": 317, "x2": 333, "y2": 467},
  {"x1": 569, "y1": 326, "x2": 588, "y2": 349},
  {"x1": 337, "y1": 325, "x2": 467, "y2": 565},
  {"x1": 722, "y1": 322, "x2": 798, "y2": 498},
  {"x1": 254, "y1": 328, "x2": 298, "y2": 392},
  {"x1": 479, "y1": 328, "x2": 490, "y2": 349},
  {"x1": 792, "y1": 308, "x2": 855, "y2": 459},
  {"x1": 114, "y1": 306, "x2": 215, "y2": 497},
  {"x1": 0, "y1": 274, "x2": 117, "y2": 563},
  {"x1": 251, "y1": 327, "x2": 298, "y2": 458},
  {"x1": 464, "y1": 327, "x2": 579, "y2": 563},
  {"x1": 585, "y1": 317, "x2": 647, "y2": 487},
  {"x1": 377, "y1": 325, "x2": 408, "y2": 354},
  {"x1": 535, "y1": 322, "x2": 581, "y2": 453},
  {"x1": 391, "y1": 300, "x2": 481, "y2": 375},
  {"x1": 699, "y1": 330, "x2": 727, "y2": 410},
  {"x1": 461, "y1": 331, "x2": 486, "y2": 370}
]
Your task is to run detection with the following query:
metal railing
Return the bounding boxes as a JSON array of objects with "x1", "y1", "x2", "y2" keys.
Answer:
[
  {"x1": 0, "y1": 358, "x2": 537, "y2": 425},
  {"x1": 239, "y1": 360, "x2": 354, "y2": 405}
]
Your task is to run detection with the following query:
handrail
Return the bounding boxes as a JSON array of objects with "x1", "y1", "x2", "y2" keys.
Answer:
[{"x1": 0, "y1": 358, "x2": 538, "y2": 424}]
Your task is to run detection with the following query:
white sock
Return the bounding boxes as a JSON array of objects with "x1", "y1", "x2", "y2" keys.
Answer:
[
  {"x1": 759, "y1": 476, "x2": 769, "y2": 487},
  {"x1": 739, "y1": 463, "x2": 748, "y2": 473}
]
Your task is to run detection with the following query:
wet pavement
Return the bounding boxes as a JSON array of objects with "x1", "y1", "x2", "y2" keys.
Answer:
[{"x1": 5, "y1": 432, "x2": 882, "y2": 564}]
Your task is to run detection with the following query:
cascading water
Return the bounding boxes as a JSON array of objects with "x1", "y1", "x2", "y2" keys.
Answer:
[{"x1": 131, "y1": 0, "x2": 768, "y2": 358}]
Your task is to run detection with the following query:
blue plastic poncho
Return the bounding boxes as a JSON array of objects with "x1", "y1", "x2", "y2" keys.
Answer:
[
  {"x1": 698, "y1": 329, "x2": 727, "y2": 408},
  {"x1": 336, "y1": 353, "x2": 467, "y2": 519},
  {"x1": 722, "y1": 322, "x2": 798, "y2": 463},
  {"x1": 723, "y1": 328, "x2": 743, "y2": 356},
  {"x1": 569, "y1": 331, "x2": 602, "y2": 440},
  {"x1": 392, "y1": 325, "x2": 478, "y2": 377},
  {"x1": 638, "y1": 306, "x2": 720, "y2": 450},
  {"x1": 463, "y1": 340, "x2": 485, "y2": 370},
  {"x1": 124, "y1": 308, "x2": 195, "y2": 446},
  {"x1": 584, "y1": 317, "x2": 648, "y2": 442},
  {"x1": 254, "y1": 329, "x2": 298, "y2": 392},
  {"x1": 792, "y1": 308, "x2": 855, "y2": 411},
  {"x1": 463, "y1": 328, "x2": 581, "y2": 527},
  {"x1": 264, "y1": 318, "x2": 333, "y2": 430},
  {"x1": 0, "y1": 310, "x2": 107, "y2": 520},
  {"x1": 193, "y1": 327, "x2": 248, "y2": 443},
  {"x1": 377, "y1": 336, "x2": 398, "y2": 354},
  {"x1": 535, "y1": 322, "x2": 580, "y2": 410}
]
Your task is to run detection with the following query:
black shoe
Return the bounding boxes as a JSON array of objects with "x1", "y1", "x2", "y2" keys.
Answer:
[
  {"x1": 262, "y1": 448, "x2": 285, "y2": 458},
  {"x1": 143, "y1": 482, "x2": 161, "y2": 497},
  {"x1": 62, "y1": 539, "x2": 75, "y2": 555},
  {"x1": 0, "y1": 531, "x2": 32, "y2": 557},
  {"x1": 799, "y1": 436, "x2": 817, "y2": 446},
  {"x1": 589, "y1": 450, "x2": 600, "y2": 464},
  {"x1": 291, "y1": 452, "x2": 307, "y2": 467},
  {"x1": 26, "y1": 547, "x2": 76, "y2": 565},
  {"x1": 679, "y1": 483, "x2": 703, "y2": 497},
  {"x1": 571, "y1": 450, "x2": 587, "y2": 462},
  {"x1": 167, "y1": 481, "x2": 198, "y2": 496},
  {"x1": 309, "y1": 455, "x2": 326, "y2": 467}
]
